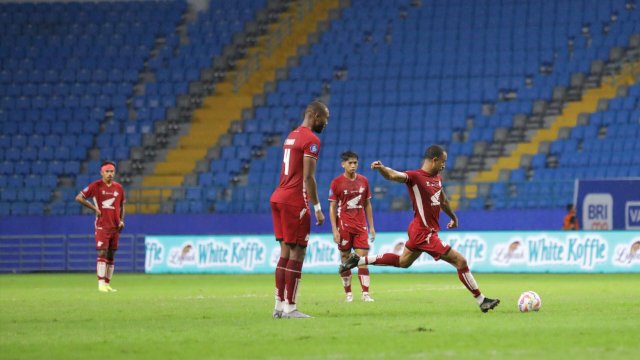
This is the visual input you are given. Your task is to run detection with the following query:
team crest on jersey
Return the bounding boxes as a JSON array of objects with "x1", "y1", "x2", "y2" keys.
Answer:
[{"x1": 309, "y1": 144, "x2": 319, "y2": 154}]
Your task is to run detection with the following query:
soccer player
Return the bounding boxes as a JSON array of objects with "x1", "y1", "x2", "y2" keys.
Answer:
[
  {"x1": 339, "y1": 145, "x2": 500, "y2": 313},
  {"x1": 75, "y1": 161, "x2": 126, "y2": 293},
  {"x1": 270, "y1": 100, "x2": 329, "y2": 319},
  {"x1": 329, "y1": 150, "x2": 376, "y2": 302}
]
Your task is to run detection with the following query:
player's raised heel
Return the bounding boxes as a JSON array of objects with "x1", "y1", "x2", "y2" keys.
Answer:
[
  {"x1": 338, "y1": 253, "x2": 360, "y2": 273},
  {"x1": 479, "y1": 297, "x2": 500, "y2": 313},
  {"x1": 281, "y1": 309, "x2": 312, "y2": 319}
]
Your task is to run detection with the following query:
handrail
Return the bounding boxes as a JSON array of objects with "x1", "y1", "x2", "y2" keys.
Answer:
[{"x1": 232, "y1": 0, "x2": 316, "y2": 93}]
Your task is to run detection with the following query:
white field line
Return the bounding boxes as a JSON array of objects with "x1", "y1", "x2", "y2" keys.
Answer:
[{"x1": 177, "y1": 285, "x2": 464, "y2": 300}]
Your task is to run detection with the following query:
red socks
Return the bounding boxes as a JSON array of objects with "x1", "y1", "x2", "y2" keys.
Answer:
[
  {"x1": 96, "y1": 257, "x2": 107, "y2": 286},
  {"x1": 457, "y1": 266, "x2": 481, "y2": 297},
  {"x1": 340, "y1": 270, "x2": 352, "y2": 293},
  {"x1": 105, "y1": 259, "x2": 114, "y2": 284},
  {"x1": 275, "y1": 257, "x2": 288, "y2": 302},
  {"x1": 372, "y1": 253, "x2": 400, "y2": 267},
  {"x1": 284, "y1": 259, "x2": 303, "y2": 305},
  {"x1": 358, "y1": 268, "x2": 370, "y2": 292}
]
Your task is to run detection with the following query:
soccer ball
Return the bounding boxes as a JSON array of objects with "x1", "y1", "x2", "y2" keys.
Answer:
[{"x1": 517, "y1": 291, "x2": 542, "y2": 312}]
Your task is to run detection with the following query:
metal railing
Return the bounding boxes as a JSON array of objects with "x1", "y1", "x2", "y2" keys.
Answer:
[
  {"x1": 232, "y1": 0, "x2": 319, "y2": 93},
  {"x1": 0, "y1": 234, "x2": 146, "y2": 273}
]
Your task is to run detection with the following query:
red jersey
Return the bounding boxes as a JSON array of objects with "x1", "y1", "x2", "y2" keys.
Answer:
[
  {"x1": 81, "y1": 180, "x2": 126, "y2": 233},
  {"x1": 328, "y1": 174, "x2": 371, "y2": 234},
  {"x1": 270, "y1": 126, "x2": 321, "y2": 208},
  {"x1": 404, "y1": 170, "x2": 442, "y2": 232}
]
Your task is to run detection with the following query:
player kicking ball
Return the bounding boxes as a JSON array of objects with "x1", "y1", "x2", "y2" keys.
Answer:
[
  {"x1": 329, "y1": 151, "x2": 376, "y2": 302},
  {"x1": 75, "y1": 161, "x2": 126, "y2": 293},
  {"x1": 339, "y1": 145, "x2": 500, "y2": 313}
]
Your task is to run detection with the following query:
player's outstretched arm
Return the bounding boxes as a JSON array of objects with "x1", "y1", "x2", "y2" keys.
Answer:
[
  {"x1": 440, "y1": 189, "x2": 459, "y2": 229},
  {"x1": 370, "y1": 160, "x2": 407, "y2": 183}
]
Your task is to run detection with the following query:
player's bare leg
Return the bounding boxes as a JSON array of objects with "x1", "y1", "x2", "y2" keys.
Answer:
[
  {"x1": 354, "y1": 248, "x2": 373, "y2": 301},
  {"x1": 273, "y1": 239, "x2": 289, "y2": 318},
  {"x1": 97, "y1": 249, "x2": 109, "y2": 292},
  {"x1": 281, "y1": 244, "x2": 311, "y2": 318},
  {"x1": 340, "y1": 250, "x2": 353, "y2": 302},
  {"x1": 440, "y1": 248, "x2": 500, "y2": 312}
]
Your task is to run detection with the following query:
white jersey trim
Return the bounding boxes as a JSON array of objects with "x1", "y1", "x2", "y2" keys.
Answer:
[{"x1": 412, "y1": 184, "x2": 428, "y2": 227}]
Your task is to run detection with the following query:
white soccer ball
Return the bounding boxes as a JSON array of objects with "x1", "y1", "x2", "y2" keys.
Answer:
[{"x1": 517, "y1": 291, "x2": 542, "y2": 312}]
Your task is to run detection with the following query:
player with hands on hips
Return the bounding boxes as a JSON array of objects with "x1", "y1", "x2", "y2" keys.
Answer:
[{"x1": 329, "y1": 151, "x2": 376, "y2": 303}]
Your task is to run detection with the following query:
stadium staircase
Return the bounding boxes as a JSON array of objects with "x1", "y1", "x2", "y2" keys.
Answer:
[
  {"x1": 473, "y1": 59, "x2": 640, "y2": 184},
  {"x1": 135, "y1": 0, "x2": 341, "y2": 213}
]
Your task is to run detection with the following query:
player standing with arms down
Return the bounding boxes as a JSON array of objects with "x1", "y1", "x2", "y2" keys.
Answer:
[
  {"x1": 339, "y1": 145, "x2": 500, "y2": 312},
  {"x1": 270, "y1": 100, "x2": 329, "y2": 318},
  {"x1": 75, "y1": 161, "x2": 126, "y2": 293},
  {"x1": 329, "y1": 151, "x2": 376, "y2": 302}
]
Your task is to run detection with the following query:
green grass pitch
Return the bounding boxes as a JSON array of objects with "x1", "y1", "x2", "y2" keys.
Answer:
[{"x1": 1, "y1": 273, "x2": 638, "y2": 359}]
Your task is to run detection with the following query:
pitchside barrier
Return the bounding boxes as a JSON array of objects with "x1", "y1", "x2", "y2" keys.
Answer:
[
  {"x1": 0, "y1": 234, "x2": 145, "y2": 273},
  {"x1": 145, "y1": 231, "x2": 640, "y2": 274},
  {"x1": 576, "y1": 178, "x2": 640, "y2": 230}
]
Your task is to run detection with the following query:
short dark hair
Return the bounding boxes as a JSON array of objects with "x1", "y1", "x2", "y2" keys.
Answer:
[
  {"x1": 423, "y1": 145, "x2": 445, "y2": 160},
  {"x1": 305, "y1": 100, "x2": 328, "y2": 117},
  {"x1": 566, "y1": 203, "x2": 574, "y2": 211},
  {"x1": 340, "y1": 150, "x2": 359, "y2": 162},
  {"x1": 101, "y1": 160, "x2": 116, "y2": 168}
]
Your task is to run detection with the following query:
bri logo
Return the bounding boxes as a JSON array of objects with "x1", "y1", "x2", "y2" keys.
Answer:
[{"x1": 582, "y1": 193, "x2": 613, "y2": 230}]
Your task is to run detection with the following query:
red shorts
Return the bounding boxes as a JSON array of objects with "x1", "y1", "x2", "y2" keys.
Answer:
[
  {"x1": 95, "y1": 231, "x2": 119, "y2": 250},
  {"x1": 338, "y1": 227, "x2": 369, "y2": 251},
  {"x1": 270, "y1": 202, "x2": 310, "y2": 246},
  {"x1": 404, "y1": 225, "x2": 450, "y2": 261}
]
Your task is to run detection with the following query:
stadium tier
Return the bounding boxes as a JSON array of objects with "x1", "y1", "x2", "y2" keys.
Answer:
[{"x1": 0, "y1": 0, "x2": 639, "y2": 215}]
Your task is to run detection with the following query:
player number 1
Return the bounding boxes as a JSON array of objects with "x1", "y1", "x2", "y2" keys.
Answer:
[{"x1": 283, "y1": 148, "x2": 291, "y2": 175}]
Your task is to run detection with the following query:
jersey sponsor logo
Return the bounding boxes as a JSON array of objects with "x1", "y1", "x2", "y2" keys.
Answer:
[
  {"x1": 97, "y1": 241, "x2": 103, "y2": 247},
  {"x1": 430, "y1": 190, "x2": 441, "y2": 206},
  {"x1": 102, "y1": 197, "x2": 116, "y2": 209},
  {"x1": 346, "y1": 195, "x2": 363, "y2": 209},
  {"x1": 309, "y1": 144, "x2": 319, "y2": 154},
  {"x1": 285, "y1": 139, "x2": 296, "y2": 146}
]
